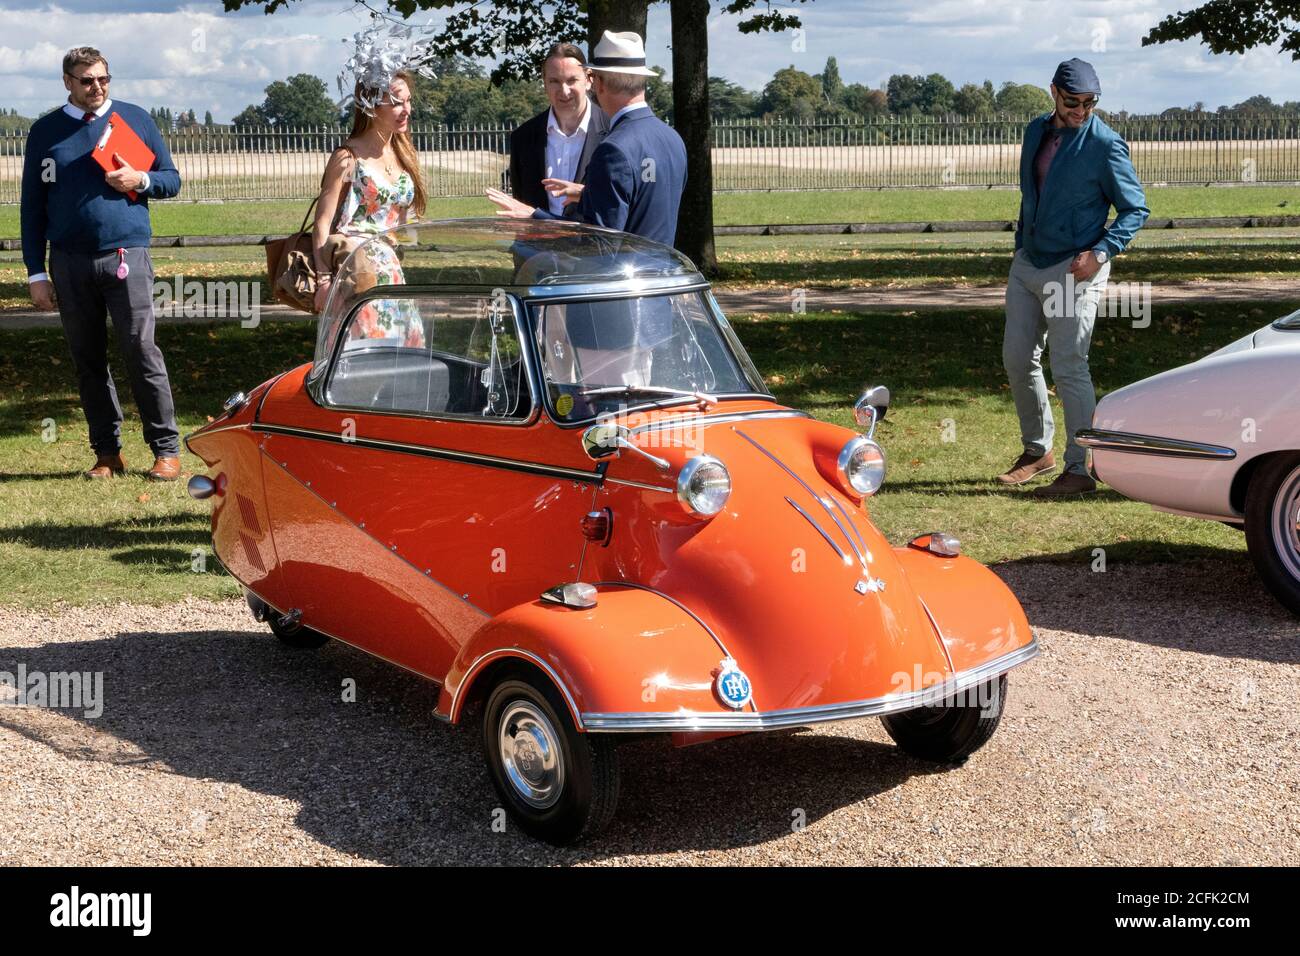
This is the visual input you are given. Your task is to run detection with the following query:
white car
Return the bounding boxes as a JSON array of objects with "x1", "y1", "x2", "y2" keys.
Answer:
[{"x1": 1077, "y1": 308, "x2": 1300, "y2": 616}]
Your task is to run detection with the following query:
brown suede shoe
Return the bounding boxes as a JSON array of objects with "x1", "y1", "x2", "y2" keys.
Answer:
[
  {"x1": 85, "y1": 453, "x2": 127, "y2": 479},
  {"x1": 996, "y1": 450, "x2": 1056, "y2": 485},
  {"x1": 147, "y1": 456, "x2": 181, "y2": 482},
  {"x1": 1032, "y1": 471, "x2": 1098, "y2": 497}
]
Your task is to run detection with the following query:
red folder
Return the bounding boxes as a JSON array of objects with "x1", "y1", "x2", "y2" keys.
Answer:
[{"x1": 91, "y1": 111, "x2": 155, "y2": 201}]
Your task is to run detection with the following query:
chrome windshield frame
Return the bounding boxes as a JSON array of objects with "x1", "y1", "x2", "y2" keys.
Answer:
[{"x1": 520, "y1": 285, "x2": 775, "y2": 429}]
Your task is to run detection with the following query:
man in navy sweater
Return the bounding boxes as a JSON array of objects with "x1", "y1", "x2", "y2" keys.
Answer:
[
  {"x1": 21, "y1": 47, "x2": 183, "y2": 481},
  {"x1": 486, "y1": 31, "x2": 687, "y2": 250}
]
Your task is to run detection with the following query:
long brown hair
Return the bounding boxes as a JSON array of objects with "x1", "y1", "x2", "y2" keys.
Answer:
[{"x1": 348, "y1": 70, "x2": 427, "y2": 216}]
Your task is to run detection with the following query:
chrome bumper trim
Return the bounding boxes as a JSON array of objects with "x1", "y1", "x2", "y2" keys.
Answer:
[
  {"x1": 1076, "y1": 429, "x2": 1236, "y2": 461},
  {"x1": 581, "y1": 639, "x2": 1040, "y2": 732}
]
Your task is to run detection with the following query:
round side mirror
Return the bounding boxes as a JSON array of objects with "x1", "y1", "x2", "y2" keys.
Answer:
[{"x1": 581, "y1": 423, "x2": 631, "y2": 461}]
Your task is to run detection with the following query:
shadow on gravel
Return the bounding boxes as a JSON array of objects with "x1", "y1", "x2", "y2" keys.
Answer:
[
  {"x1": 0, "y1": 627, "x2": 938, "y2": 865},
  {"x1": 994, "y1": 556, "x2": 1300, "y2": 665}
]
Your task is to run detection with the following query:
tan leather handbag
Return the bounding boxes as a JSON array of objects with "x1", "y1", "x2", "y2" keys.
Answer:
[{"x1": 265, "y1": 145, "x2": 355, "y2": 313}]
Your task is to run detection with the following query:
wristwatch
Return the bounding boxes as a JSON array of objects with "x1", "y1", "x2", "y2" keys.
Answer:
[{"x1": 1093, "y1": 249, "x2": 1109, "y2": 265}]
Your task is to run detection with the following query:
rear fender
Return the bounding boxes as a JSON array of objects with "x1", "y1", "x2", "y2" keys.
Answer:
[{"x1": 437, "y1": 585, "x2": 729, "y2": 727}]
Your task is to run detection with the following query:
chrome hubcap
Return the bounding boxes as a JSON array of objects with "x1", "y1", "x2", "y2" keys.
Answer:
[
  {"x1": 498, "y1": 701, "x2": 564, "y2": 809},
  {"x1": 1271, "y1": 465, "x2": 1300, "y2": 582}
]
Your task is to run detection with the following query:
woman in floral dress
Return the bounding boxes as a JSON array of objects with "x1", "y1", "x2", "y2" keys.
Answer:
[{"x1": 311, "y1": 70, "x2": 426, "y2": 346}]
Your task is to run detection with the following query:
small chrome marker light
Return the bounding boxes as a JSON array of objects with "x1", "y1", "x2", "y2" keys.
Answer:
[
  {"x1": 540, "y1": 582, "x2": 598, "y2": 609},
  {"x1": 837, "y1": 436, "x2": 886, "y2": 496},
  {"x1": 677, "y1": 455, "x2": 731, "y2": 517},
  {"x1": 187, "y1": 475, "x2": 217, "y2": 500},
  {"x1": 909, "y1": 531, "x2": 961, "y2": 557}
]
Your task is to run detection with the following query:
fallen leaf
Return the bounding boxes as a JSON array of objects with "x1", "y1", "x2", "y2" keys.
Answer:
[{"x1": 137, "y1": 493, "x2": 150, "y2": 503}]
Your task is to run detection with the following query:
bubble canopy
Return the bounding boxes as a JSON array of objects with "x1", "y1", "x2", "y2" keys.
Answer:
[{"x1": 311, "y1": 218, "x2": 706, "y2": 382}]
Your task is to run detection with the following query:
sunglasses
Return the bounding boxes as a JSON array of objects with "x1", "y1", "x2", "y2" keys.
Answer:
[
  {"x1": 1058, "y1": 93, "x2": 1098, "y2": 110},
  {"x1": 69, "y1": 74, "x2": 111, "y2": 88}
]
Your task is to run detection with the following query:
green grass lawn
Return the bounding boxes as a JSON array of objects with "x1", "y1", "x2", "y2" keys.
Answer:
[
  {"x1": 2, "y1": 299, "x2": 1293, "y2": 608},
  {"x1": 1, "y1": 184, "x2": 1297, "y2": 239}
]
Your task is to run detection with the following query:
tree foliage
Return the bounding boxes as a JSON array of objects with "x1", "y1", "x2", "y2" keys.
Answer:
[{"x1": 1143, "y1": 0, "x2": 1300, "y2": 59}]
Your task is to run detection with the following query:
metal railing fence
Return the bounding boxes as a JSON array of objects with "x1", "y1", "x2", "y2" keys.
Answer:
[{"x1": 2, "y1": 113, "x2": 1298, "y2": 203}]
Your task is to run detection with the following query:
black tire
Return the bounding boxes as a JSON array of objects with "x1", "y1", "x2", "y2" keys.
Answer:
[
  {"x1": 268, "y1": 615, "x2": 329, "y2": 649},
  {"x1": 482, "y1": 674, "x2": 619, "y2": 845},
  {"x1": 1244, "y1": 452, "x2": 1300, "y2": 617},
  {"x1": 881, "y1": 675, "x2": 1007, "y2": 763}
]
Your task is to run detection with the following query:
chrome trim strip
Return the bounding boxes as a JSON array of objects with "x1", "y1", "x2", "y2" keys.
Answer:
[
  {"x1": 629, "y1": 409, "x2": 808, "y2": 436},
  {"x1": 605, "y1": 477, "x2": 676, "y2": 493},
  {"x1": 1076, "y1": 429, "x2": 1237, "y2": 461},
  {"x1": 916, "y1": 597, "x2": 956, "y2": 674},
  {"x1": 252, "y1": 422, "x2": 604, "y2": 484},
  {"x1": 737, "y1": 428, "x2": 865, "y2": 570},
  {"x1": 450, "y1": 647, "x2": 586, "y2": 730},
  {"x1": 825, "y1": 493, "x2": 868, "y2": 560},
  {"x1": 784, "y1": 496, "x2": 849, "y2": 564},
  {"x1": 581, "y1": 640, "x2": 1040, "y2": 732}
]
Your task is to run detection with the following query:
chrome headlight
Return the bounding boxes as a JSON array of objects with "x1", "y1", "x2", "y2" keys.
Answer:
[
  {"x1": 677, "y1": 455, "x2": 731, "y2": 517},
  {"x1": 838, "y1": 437, "x2": 886, "y2": 496}
]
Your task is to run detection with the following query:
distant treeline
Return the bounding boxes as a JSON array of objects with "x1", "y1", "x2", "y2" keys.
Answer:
[{"x1": 4, "y1": 56, "x2": 1298, "y2": 131}]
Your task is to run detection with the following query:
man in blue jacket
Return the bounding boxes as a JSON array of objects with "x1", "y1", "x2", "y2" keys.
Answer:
[
  {"x1": 21, "y1": 47, "x2": 183, "y2": 481},
  {"x1": 487, "y1": 31, "x2": 687, "y2": 249},
  {"x1": 998, "y1": 58, "x2": 1149, "y2": 496}
]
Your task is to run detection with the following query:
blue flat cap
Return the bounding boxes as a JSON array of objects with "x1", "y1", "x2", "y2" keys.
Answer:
[{"x1": 1052, "y1": 58, "x2": 1101, "y2": 95}]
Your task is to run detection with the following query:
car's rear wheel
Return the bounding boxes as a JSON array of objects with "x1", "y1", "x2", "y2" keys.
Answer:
[
  {"x1": 1245, "y1": 452, "x2": 1300, "y2": 617},
  {"x1": 268, "y1": 614, "x2": 329, "y2": 649},
  {"x1": 482, "y1": 674, "x2": 619, "y2": 845},
  {"x1": 881, "y1": 675, "x2": 1006, "y2": 763}
]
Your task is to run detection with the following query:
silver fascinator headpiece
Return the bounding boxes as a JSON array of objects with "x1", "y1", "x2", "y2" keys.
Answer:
[{"x1": 338, "y1": 13, "x2": 440, "y2": 116}]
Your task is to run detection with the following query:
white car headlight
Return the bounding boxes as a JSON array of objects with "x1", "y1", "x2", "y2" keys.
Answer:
[
  {"x1": 838, "y1": 437, "x2": 886, "y2": 496},
  {"x1": 677, "y1": 455, "x2": 731, "y2": 517}
]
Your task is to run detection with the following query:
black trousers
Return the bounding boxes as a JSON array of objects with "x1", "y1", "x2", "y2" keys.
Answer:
[{"x1": 49, "y1": 246, "x2": 179, "y2": 457}]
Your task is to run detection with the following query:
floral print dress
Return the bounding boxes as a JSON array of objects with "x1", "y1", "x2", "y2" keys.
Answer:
[{"x1": 335, "y1": 157, "x2": 425, "y2": 346}]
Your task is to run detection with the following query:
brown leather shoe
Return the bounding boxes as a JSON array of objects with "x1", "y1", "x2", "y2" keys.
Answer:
[
  {"x1": 1032, "y1": 471, "x2": 1098, "y2": 497},
  {"x1": 147, "y1": 456, "x2": 181, "y2": 482},
  {"x1": 996, "y1": 450, "x2": 1056, "y2": 485},
  {"x1": 85, "y1": 453, "x2": 127, "y2": 479}
]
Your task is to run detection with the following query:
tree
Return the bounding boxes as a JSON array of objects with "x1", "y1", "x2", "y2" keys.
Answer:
[
  {"x1": 919, "y1": 73, "x2": 955, "y2": 115},
  {"x1": 953, "y1": 81, "x2": 996, "y2": 116},
  {"x1": 842, "y1": 83, "x2": 887, "y2": 117},
  {"x1": 995, "y1": 81, "x2": 1053, "y2": 115},
  {"x1": 886, "y1": 74, "x2": 924, "y2": 115},
  {"x1": 1143, "y1": 1, "x2": 1300, "y2": 59},
  {"x1": 760, "y1": 65, "x2": 824, "y2": 118},
  {"x1": 709, "y1": 77, "x2": 759, "y2": 119},
  {"x1": 204, "y1": 109, "x2": 214, "y2": 127},
  {"x1": 260, "y1": 73, "x2": 337, "y2": 126},
  {"x1": 819, "y1": 56, "x2": 843, "y2": 106}
]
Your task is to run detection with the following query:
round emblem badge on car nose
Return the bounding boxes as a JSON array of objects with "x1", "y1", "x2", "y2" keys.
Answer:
[{"x1": 715, "y1": 659, "x2": 752, "y2": 710}]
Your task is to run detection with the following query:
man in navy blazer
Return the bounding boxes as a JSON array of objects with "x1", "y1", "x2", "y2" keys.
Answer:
[
  {"x1": 487, "y1": 31, "x2": 686, "y2": 249},
  {"x1": 508, "y1": 42, "x2": 609, "y2": 213}
]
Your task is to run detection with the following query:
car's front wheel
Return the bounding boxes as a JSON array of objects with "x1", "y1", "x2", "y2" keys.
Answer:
[
  {"x1": 1245, "y1": 452, "x2": 1300, "y2": 617},
  {"x1": 881, "y1": 675, "x2": 1006, "y2": 763},
  {"x1": 482, "y1": 674, "x2": 619, "y2": 845}
]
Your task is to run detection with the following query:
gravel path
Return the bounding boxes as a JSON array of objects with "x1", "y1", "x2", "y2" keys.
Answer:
[{"x1": 1, "y1": 559, "x2": 1297, "y2": 866}]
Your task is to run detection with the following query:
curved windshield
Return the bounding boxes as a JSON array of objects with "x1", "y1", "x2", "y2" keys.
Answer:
[{"x1": 528, "y1": 291, "x2": 768, "y2": 423}]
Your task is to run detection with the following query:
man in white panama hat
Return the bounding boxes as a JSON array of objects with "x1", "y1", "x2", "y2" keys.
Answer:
[{"x1": 487, "y1": 30, "x2": 687, "y2": 249}]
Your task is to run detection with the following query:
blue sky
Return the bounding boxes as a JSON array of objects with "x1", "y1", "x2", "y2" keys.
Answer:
[{"x1": 0, "y1": 0, "x2": 1294, "y2": 120}]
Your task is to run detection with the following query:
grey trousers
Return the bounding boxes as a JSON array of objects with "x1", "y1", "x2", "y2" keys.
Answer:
[
  {"x1": 1002, "y1": 249, "x2": 1110, "y2": 475},
  {"x1": 49, "y1": 246, "x2": 179, "y2": 457}
]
